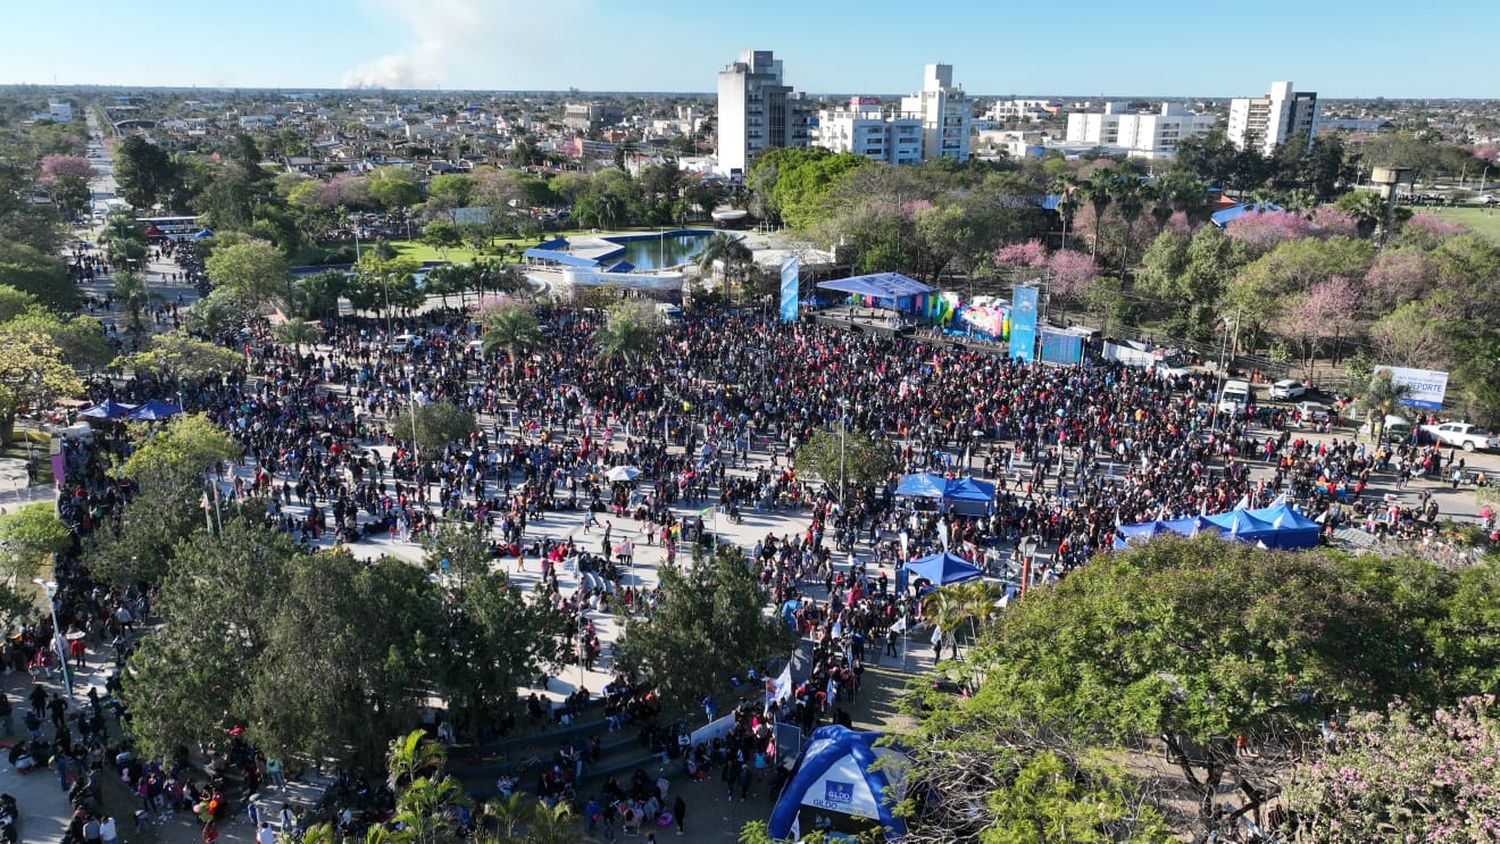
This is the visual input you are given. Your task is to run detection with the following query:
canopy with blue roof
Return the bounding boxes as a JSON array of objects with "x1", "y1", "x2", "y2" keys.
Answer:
[
  {"x1": 125, "y1": 398, "x2": 182, "y2": 421},
  {"x1": 768, "y1": 726, "x2": 908, "y2": 841}
]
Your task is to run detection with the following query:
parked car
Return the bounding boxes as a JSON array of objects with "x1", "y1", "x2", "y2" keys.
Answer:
[
  {"x1": 1359, "y1": 414, "x2": 1414, "y2": 443},
  {"x1": 1270, "y1": 379, "x2": 1308, "y2": 400},
  {"x1": 1420, "y1": 422, "x2": 1499, "y2": 452},
  {"x1": 1217, "y1": 379, "x2": 1252, "y2": 414},
  {"x1": 1295, "y1": 401, "x2": 1333, "y2": 424}
]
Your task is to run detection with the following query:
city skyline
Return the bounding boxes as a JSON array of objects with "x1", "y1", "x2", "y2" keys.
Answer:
[{"x1": 2, "y1": 0, "x2": 1496, "y2": 99}]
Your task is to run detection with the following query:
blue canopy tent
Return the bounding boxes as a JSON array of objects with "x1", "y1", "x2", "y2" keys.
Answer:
[
  {"x1": 817, "y1": 273, "x2": 935, "y2": 314},
  {"x1": 898, "y1": 551, "x2": 983, "y2": 593},
  {"x1": 1247, "y1": 503, "x2": 1321, "y2": 549},
  {"x1": 125, "y1": 399, "x2": 182, "y2": 421},
  {"x1": 1113, "y1": 520, "x2": 1177, "y2": 549},
  {"x1": 1204, "y1": 509, "x2": 1278, "y2": 544},
  {"x1": 768, "y1": 726, "x2": 908, "y2": 841},
  {"x1": 943, "y1": 476, "x2": 996, "y2": 516},
  {"x1": 894, "y1": 472, "x2": 947, "y2": 500},
  {"x1": 80, "y1": 399, "x2": 136, "y2": 420}
]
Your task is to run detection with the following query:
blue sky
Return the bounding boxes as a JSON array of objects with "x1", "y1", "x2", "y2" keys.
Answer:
[{"x1": 3, "y1": 0, "x2": 1493, "y2": 97}]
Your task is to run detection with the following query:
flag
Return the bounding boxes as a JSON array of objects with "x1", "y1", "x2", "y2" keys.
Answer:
[
  {"x1": 1234, "y1": 493, "x2": 1250, "y2": 510},
  {"x1": 937, "y1": 519, "x2": 950, "y2": 550},
  {"x1": 1270, "y1": 492, "x2": 1288, "y2": 507},
  {"x1": 891, "y1": 616, "x2": 907, "y2": 634},
  {"x1": 698, "y1": 505, "x2": 714, "y2": 519},
  {"x1": 765, "y1": 661, "x2": 793, "y2": 714}
]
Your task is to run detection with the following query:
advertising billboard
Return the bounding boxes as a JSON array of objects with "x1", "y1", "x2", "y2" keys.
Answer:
[
  {"x1": 779, "y1": 256, "x2": 800, "y2": 322},
  {"x1": 1373, "y1": 365, "x2": 1448, "y2": 410},
  {"x1": 1008, "y1": 286, "x2": 1038, "y2": 362}
]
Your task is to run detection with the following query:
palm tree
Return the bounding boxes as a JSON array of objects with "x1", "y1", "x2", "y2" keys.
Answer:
[
  {"x1": 479, "y1": 302, "x2": 542, "y2": 376},
  {"x1": 1357, "y1": 369, "x2": 1412, "y2": 444},
  {"x1": 1281, "y1": 188, "x2": 1318, "y2": 215},
  {"x1": 523, "y1": 801, "x2": 588, "y2": 844},
  {"x1": 1048, "y1": 175, "x2": 1081, "y2": 250},
  {"x1": 920, "y1": 580, "x2": 1005, "y2": 660},
  {"x1": 1078, "y1": 172, "x2": 1114, "y2": 260},
  {"x1": 485, "y1": 792, "x2": 538, "y2": 840},
  {"x1": 385, "y1": 729, "x2": 447, "y2": 792},
  {"x1": 695, "y1": 232, "x2": 752, "y2": 302},
  {"x1": 595, "y1": 303, "x2": 658, "y2": 365},
  {"x1": 112, "y1": 271, "x2": 151, "y2": 332},
  {"x1": 1111, "y1": 175, "x2": 1144, "y2": 275},
  {"x1": 272, "y1": 317, "x2": 321, "y2": 350}
]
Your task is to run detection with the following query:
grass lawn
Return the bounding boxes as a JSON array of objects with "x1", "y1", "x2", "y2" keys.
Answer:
[{"x1": 1417, "y1": 205, "x2": 1500, "y2": 243}]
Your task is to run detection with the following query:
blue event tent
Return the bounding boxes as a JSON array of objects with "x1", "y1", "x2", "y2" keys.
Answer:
[
  {"x1": 768, "y1": 726, "x2": 908, "y2": 841},
  {"x1": 942, "y1": 476, "x2": 996, "y2": 516},
  {"x1": 1115, "y1": 503, "x2": 1320, "y2": 550},
  {"x1": 899, "y1": 551, "x2": 983, "y2": 593},
  {"x1": 79, "y1": 399, "x2": 136, "y2": 420},
  {"x1": 125, "y1": 399, "x2": 182, "y2": 421},
  {"x1": 894, "y1": 472, "x2": 947, "y2": 499}
]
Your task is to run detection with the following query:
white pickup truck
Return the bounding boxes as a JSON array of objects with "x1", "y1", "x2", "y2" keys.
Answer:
[{"x1": 1420, "y1": 422, "x2": 1499, "y2": 452}]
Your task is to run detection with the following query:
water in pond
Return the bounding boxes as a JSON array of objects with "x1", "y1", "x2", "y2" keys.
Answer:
[{"x1": 610, "y1": 233, "x2": 712, "y2": 270}]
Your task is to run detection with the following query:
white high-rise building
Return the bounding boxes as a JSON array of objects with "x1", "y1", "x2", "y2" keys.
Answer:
[
  {"x1": 1065, "y1": 102, "x2": 1216, "y2": 160},
  {"x1": 716, "y1": 50, "x2": 808, "y2": 179},
  {"x1": 899, "y1": 64, "x2": 972, "y2": 163},
  {"x1": 813, "y1": 97, "x2": 924, "y2": 165},
  {"x1": 1227, "y1": 81, "x2": 1320, "y2": 156}
]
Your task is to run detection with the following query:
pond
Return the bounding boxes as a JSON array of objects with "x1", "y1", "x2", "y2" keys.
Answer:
[{"x1": 607, "y1": 232, "x2": 714, "y2": 270}]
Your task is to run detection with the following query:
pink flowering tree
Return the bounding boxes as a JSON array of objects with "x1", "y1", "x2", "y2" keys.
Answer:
[
  {"x1": 1284, "y1": 697, "x2": 1500, "y2": 844},
  {"x1": 1282, "y1": 276, "x2": 1360, "y2": 376},
  {"x1": 1396, "y1": 213, "x2": 1468, "y2": 249},
  {"x1": 1364, "y1": 248, "x2": 1437, "y2": 310},
  {"x1": 992, "y1": 240, "x2": 1047, "y2": 270},
  {"x1": 1475, "y1": 145, "x2": 1500, "y2": 164},
  {"x1": 1307, "y1": 207, "x2": 1359, "y2": 238},
  {"x1": 1045, "y1": 249, "x2": 1099, "y2": 305},
  {"x1": 1224, "y1": 210, "x2": 1316, "y2": 255},
  {"x1": 40, "y1": 154, "x2": 93, "y2": 184}
]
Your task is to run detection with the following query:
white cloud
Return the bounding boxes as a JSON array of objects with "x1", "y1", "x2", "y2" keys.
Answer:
[{"x1": 343, "y1": 0, "x2": 585, "y2": 89}]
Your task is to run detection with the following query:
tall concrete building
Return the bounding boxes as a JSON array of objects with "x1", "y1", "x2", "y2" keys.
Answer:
[
  {"x1": 1227, "y1": 81, "x2": 1320, "y2": 156},
  {"x1": 899, "y1": 63, "x2": 972, "y2": 163},
  {"x1": 1065, "y1": 102, "x2": 1216, "y2": 160},
  {"x1": 813, "y1": 97, "x2": 924, "y2": 165},
  {"x1": 716, "y1": 50, "x2": 808, "y2": 179}
]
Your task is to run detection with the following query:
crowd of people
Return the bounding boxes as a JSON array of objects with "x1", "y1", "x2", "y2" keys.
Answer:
[{"x1": 23, "y1": 213, "x2": 1491, "y2": 842}]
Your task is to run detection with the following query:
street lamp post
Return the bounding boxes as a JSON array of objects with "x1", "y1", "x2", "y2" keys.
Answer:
[
  {"x1": 837, "y1": 398, "x2": 851, "y2": 506},
  {"x1": 1210, "y1": 317, "x2": 1235, "y2": 430},
  {"x1": 33, "y1": 579, "x2": 72, "y2": 703}
]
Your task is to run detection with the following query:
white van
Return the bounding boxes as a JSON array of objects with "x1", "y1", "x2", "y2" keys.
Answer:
[
  {"x1": 390, "y1": 334, "x2": 419, "y2": 353},
  {"x1": 1217, "y1": 380, "x2": 1251, "y2": 414}
]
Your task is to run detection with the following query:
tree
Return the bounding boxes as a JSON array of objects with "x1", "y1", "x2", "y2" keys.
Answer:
[
  {"x1": 1280, "y1": 276, "x2": 1360, "y2": 376},
  {"x1": 952, "y1": 539, "x2": 1460, "y2": 831},
  {"x1": 0, "y1": 329, "x2": 81, "y2": 443},
  {"x1": 0, "y1": 242, "x2": 81, "y2": 312},
  {"x1": 748, "y1": 147, "x2": 871, "y2": 229},
  {"x1": 271, "y1": 317, "x2": 321, "y2": 349},
  {"x1": 427, "y1": 174, "x2": 476, "y2": 210},
  {"x1": 896, "y1": 715, "x2": 1171, "y2": 844},
  {"x1": 793, "y1": 426, "x2": 892, "y2": 503},
  {"x1": 1, "y1": 307, "x2": 111, "y2": 371},
  {"x1": 349, "y1": 254, "x2": 423, "y2": 314},
  {"x1": 118, "y1": 331, "x2": 245, "y2": 381},
  {"x1": 614, "y1": 546, "x2": 792, "y2": 714},
  {"x1": 118, "y1": 413, "x2": 243, "y2": 498},
  {"x1": 422, "y1": 222, "x2": 463, "y2": 257},
  {"x1": 111, "y1": 271, "x2": 151, "y2": 332},
  {"x1": 1356, "y1": 369, "x2": 1412, "y2": 443},
  {"x1": 478, "y1": 301, "x2": 542, "y2": 374},
  {"x1": 594, "y1": 303, "x2": 659, "y2": 365},
  {"x1": 388, "y1": 400, "x2": 475, "y2": 457},
  {"x1": 114, "y1": 135, "x2": 178, "y2": 210},
  {"x1": 1283, "y1": 697, "x2": 1500, "y2": 843},
  {"x1": 205, "y1": 240, "x2": 292, "y2": 309},
  {"x1": 0, "y1": 285, "x2": 35, "y2": 323},
  {"x1": 439, "y1": 564, "x2": 567, "y2": 734},
  {"x1": 368, "y1": 167, "x2": 424, "y2": 211},
  {"x1": 1077, "y1": 172, "x2": 1115, "y2": 260},
  {"x1": 0, "y1": 502, "x2": 71, "y2": 585},
  {"x1": 123, "y1": 524, "x2": 444, "y2": 768},
  {"x1": 695, "y1": 232, "x2": 752, "y2": 301}
]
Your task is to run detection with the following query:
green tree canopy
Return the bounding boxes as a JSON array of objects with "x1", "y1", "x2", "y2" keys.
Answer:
[
  {"x1": 614, "y1": 546, "x2": 792, "y2": 713},
  {"x1": 204, "y1": 239, "x2": 292, "y2": 309},
  {"x1": 794, "y1": 426, "x2": 892, "y2": 502},
  {"x1": 0, "y1": 502, "x2": 71, "y2": 585},
  {"x1": 389, "y1": 400, "x2": 476, "y2": 457}
]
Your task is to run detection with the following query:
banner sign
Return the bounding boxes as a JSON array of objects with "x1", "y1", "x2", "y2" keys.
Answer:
[
  {"x1": 1008, "y1": 286, "x2": 1038, "y2": 362},
  {"x1": 1373, "y1": 365, "x2": 1448, "y2": 410},
  {"x1": 779, "y1": 256, "x2": 800, "y2": 323}
]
